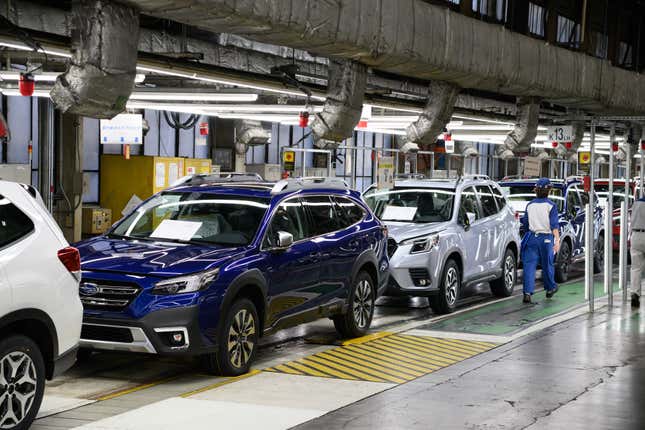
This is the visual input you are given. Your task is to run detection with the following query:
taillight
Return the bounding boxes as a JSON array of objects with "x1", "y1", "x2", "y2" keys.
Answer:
[{"x1": 58, "y1": 247, "x2": 81, "y2": 280}]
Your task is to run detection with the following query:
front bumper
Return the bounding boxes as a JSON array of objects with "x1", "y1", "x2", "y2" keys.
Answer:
[
  {"x1": 80, "y1": 305, "x2": 216, "y2": 356},
  {"x1": 385, "y1": 247, "x2": 440, "y2": 297}
]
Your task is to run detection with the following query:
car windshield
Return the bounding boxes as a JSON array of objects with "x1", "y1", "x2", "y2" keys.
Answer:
[
  {"x1": 594, "y1": 184, "x2": 634, "y2": 209},
  {"x1": 110, "y1": 192, "x2": 270, "y2": 246},
  {"x1": 363, "y1": 188, "x2": 455, "y2": 223},
  {"x1": 500, "y1": 186, "x2": 564, "y2": 213}
]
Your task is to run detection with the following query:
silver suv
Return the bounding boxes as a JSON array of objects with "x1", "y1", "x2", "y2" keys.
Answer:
[{"x1": 364, "y1": 176, "x2": 521, "y2": 314}]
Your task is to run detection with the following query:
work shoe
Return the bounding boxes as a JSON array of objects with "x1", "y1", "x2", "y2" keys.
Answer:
[
  {"x1": 632, "y1": 293, "x2": 641, "y2": 308},
  {"x1": 523, "y1": 294, "x2": 532, "y2": 304},
  {"x1": 546, "y1": 287, "x2": 559, "y2": 299}
]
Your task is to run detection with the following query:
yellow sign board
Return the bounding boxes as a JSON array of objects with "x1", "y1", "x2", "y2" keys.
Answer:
[
  {"x1": 283, "y1": 150, "x2": 296, "y2": 171},
  {"x1": 578, "y1": 151, "x2": 591, "y2": 164}
]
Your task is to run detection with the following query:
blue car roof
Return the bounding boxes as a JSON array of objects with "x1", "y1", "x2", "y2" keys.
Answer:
[
  {"x1": 164, "y1": 182, "x2": 362, "y2": 200},
  {"x1": 498, "y1": 180, "x2": 578, "y2": 190}
]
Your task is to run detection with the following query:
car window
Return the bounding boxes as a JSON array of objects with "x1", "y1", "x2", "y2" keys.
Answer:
[
  {"x1": 363, "y1": 188, "x2": 455, "y2": 223},
  {"x1": 111, "y1": 192, "x2": 270, "y2": 246},
  {"x1": 265, "y1": 199, "x2": 309, "y2": 247},
  {"x1": 333, "y1": 196, "x2": 365, "y2": 228},
  {"x1": 0, "y1": 195, "x2": 35, "y2": 248},
  {"x1": 490, "y1": 185, "x2": 506, "y2": 210},
  {"x1": 459, "y1": 187, "x2": 482, "y2": 222},
  {"x1": 567, "y1": 186, "x2": 582, "y2": 211},
  {"x1": 303, "y1": 196, "x2": 341, "y2": 236},
  {"x1": 578, "y1": 187, "x2": 590, "y2": 207},
  {"x1": 475, "y1": 185, "x2": 498, "y2": 217},
  {"x1": 500, "y1": 185, "x2": 564, "y2": 213}
]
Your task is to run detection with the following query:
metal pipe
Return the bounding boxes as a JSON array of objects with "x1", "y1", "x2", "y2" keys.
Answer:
[
  {"x1": 620, "y1": 142, "x2": 631, "y2": 297},
  {"x1": 586, "y1": 122, "x2": 596, "y2": 312},
  {"x1": 607, "y1": 124, "x2": 615, "y2": 306},
  {"x1": 640, "y1": 145, "x2": 644, "y2": 198}
]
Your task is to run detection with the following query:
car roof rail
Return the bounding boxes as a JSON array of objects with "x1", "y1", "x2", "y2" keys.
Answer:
[
  {"x1": 271, "y1": 177, "x2": 349, "y2": 195},
  {"x1": 170, "y1": 173, "x2": 265, "y2": 187}
]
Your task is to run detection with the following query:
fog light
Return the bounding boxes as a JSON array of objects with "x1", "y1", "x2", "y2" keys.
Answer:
[
  {"x1": 155, "y1": 328, "x2": 189, "y2": 348},
  {"x1": 172, "y1": 333, "x2": 184, "y2": 344}
]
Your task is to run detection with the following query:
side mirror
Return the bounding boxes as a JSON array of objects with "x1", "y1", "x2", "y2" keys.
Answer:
[{"x1": 273, "y1": 231, "x2": 294, "y2": 251}]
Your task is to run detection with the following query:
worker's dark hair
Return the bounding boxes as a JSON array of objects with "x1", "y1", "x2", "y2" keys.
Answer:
[{"x1": 536, "y1": 188, "x2": 550, "y2": 199}]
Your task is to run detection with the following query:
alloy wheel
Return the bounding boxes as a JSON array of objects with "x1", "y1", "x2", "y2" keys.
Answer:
[
  {"x1": 227, "y1": 309, "x2": 256, "y2": 369},
  {"x1": 504, "y1": 255, "x2": 515, "y2": 290},
  {"x1": 445, "y1": 267, "x2": 459, "y2": 306},
  {"x1": 0, "y1": 351, "x2": 38, "y2": 429},
  {"x1": 353, "y1": 280, "x2": 373, "y2": 329}
]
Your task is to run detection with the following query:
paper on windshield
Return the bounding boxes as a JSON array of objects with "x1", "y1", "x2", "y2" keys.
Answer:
[
  {"x1": 150, "y1": 220, "x2": 202, "y2": 241},
  {"x1": 382, "y1": 205, "x2": 418, "y2": 221},
  {"x1": 509, "y1": 201, "x2": 528, "y2": 213}
]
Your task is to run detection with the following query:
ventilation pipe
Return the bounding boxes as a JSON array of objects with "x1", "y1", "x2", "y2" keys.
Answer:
[
  {"x1": 406, "y1": 82, "x2": 460, "y2": 152},
  {"x1": 311, "y1": 59, "x2": 367, "y2": 149},
  {"x1": 459, "y1": 142, "x2": 479, "y2": 157},
  {"x1": 563, "y1": 121, "x2": 585, "y2": 163},
  {"x1": 50, "y1": 0, "x2": 139, "y2": 119},
  {"x1": 497, "y1": 97, "x2": 540, "y2": 159},
  {"x1": 234, "y1": 120, "x2": 270, "y2": 155}
]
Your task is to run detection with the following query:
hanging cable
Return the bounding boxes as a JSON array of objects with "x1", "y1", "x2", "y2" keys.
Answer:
[{"x1": 163, "y1": 111, "x2": 199, "y2": 130}]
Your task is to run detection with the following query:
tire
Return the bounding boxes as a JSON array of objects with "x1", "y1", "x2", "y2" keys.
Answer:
[
  {"x1": 555, "y1": 240, "x2": 571, "y2": 283},
  {"x1": 0, "y1": 335, "x2": 46, "y2": 430},
  {"x1": 593, "y1": 232, "x2": 604, "y2": 274},
  {"x1": 202, "y1": 298, "x2": 259, "y2": 376},
  {"x1": 429, "y1": 259, "x2": 460, "y2": 315},
  {"x1": 490, "y1": 248, "x2": 517, "y2": 297},
  {"x1": 333, "y1": 271, "x2": 375, "y2": 338}
]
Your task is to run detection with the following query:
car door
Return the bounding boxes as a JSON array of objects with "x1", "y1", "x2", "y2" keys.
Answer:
[
  {"x1": 566, "y1": 185, "x2": 585, "y2": 257},
  {"x1": 458, "y1": 186, "x2": 488, "y2": 281},
  {"x1": 262, "y1": 197, "x2": 322, "y2": 327},
  {"x1": 301, "y1": 195, "x2": 358, "y2": 308},
  {"x1": 475, "y1": 185, "x2": 502, "y2": 272}
]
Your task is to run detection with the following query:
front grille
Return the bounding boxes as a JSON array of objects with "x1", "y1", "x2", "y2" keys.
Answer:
[
  {"x1": 409, "y1": 268, "x2": 431, "y2": 286},
  {"x1": 387, "y1": 238, "x2": 398, "y2": 258},
  {"x1": 81, "y1": 324, "x2": 134, "y2": 343},
  {"x1": 80, "y1": 281, "x2": 141, "y2": 310}
]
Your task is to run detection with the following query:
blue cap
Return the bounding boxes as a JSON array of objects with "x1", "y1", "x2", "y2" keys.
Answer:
[{"x1": 535, "y1": 178, "x2": 552, "y2": 188}]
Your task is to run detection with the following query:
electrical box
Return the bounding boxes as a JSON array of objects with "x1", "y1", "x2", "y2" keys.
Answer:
[
  {"x1": 246, "y1": 163, "x2": 281, "y2": 181},
  {"x1": 82, "y1": 206, "x2": 112, "y2": 235},
  {"x1": 0, "y1": 164, "x2": 30, "y2": 184},
  {"x1": 100, "y1": 155, "x2": 185, "y2": 220},
  {"x1": 184, "y1": 158, "x2": 212, "y2": 176}
]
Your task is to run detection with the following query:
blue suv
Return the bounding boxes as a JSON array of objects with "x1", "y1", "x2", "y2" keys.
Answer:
[
  {"x1": 498, "y1": 177, "x2": 605, "y2": 282},
  {"x1": 75, "y1": 178, "x2": 388, "y2": 375}
]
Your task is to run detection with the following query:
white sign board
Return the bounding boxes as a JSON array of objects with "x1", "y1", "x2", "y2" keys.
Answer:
[
  {"x1": 445, "y1": 140, "x2": 455, "y2": 154},
  {"x1": 100, "y1": 114, "x2": 143, "y2": 145},
  {"x1": 151, "y1": 220, "x2": 202, "y2": 241},
  {"x1": 377, "y1": 156, "x2": 394, "y2": 190},
  {"x1": 546, "y1": 125, "x2": 573, "y2": 143},
  {"x1": 523, "y1": 156, "x2": 542, "y2": 177}
]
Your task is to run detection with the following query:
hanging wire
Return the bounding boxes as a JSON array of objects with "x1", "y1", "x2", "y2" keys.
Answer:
[{"x1": 163, "y1": 111, "x2": 200, "y2": 130}]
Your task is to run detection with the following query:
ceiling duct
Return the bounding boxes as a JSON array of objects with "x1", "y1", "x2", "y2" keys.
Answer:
[
  {"x1": 459, "y1": 142, "x2": 479, "y2": 157},
  {"x1": 50, "y1": 0, "x2": 139, "y2": 119},
  {"x1": 310, "y1": 59, "x2": 367, "y2": 149},
  {"x1": 497, "y1": 97, "x2": 540, "y2": 159},
  {"x1": 234, "y1": 119, "x2": 270, "y2": 154},
  {"x1": 406, "y1": 81, "x2": 460, "y2": 147}
]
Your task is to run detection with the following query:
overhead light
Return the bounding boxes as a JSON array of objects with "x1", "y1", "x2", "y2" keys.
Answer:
[
  {"x1": 0, "y1": 39, "x2": 72, "y2": 58},
  {"x1": 0, "y1": 71, "x2": 146, "y2": 83},
  {"x1": 129, "y1": 92, "x2": 258, "y2": 102},
  {"x1": 0, "y1": 88, "x2": 50, "y2": 97}
]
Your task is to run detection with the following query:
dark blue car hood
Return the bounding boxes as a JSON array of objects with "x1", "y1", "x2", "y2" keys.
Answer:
[{"x1": 76, "y1": 237, "x2": 246, "y2": 277}]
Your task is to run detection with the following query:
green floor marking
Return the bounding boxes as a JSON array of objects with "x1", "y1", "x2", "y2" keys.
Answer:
[{"x1": 423, "y1": 278, "x2": 618, "y2": 336}]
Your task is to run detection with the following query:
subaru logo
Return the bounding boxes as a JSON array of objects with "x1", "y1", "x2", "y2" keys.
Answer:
[{"x1": 80, "y1": 283, "x2": 99, "y2": 296}]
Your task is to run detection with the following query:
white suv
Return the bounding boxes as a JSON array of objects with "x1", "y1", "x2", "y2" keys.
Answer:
[{"x1": 0, "y1": 181, "x2": 83, "y2": 430}]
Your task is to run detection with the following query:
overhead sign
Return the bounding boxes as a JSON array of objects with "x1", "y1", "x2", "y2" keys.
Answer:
[
  {"x1": 547, "y1": 125, "x2": 573, "y2": 143},
  {"x1": 523, "y1": 157, "x2": 542, "y2": 177},
  {"x1": 377, "y1": 156, "x2": 395, "y2": 190},
  {"x1": 283, "y1": 150, "x2": 296, "y2": 172},
  {"x1": 100, "y1": 114, "x2": 143, "y2": 145}
]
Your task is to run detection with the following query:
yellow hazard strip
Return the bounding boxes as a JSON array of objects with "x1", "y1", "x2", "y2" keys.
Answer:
[
  {"x1": 342, "y1": 331, "x2": 393, "y2": 345},
  {"x1": 316, "y1": 351, "x2": 408, "y2": 384},
  {"x1": 266, "y1": 334, "x2": 499, "y2": 385},
  {"x1": 95, "y1": 375, "x2": 181, "y2": 401},
  {"x1": 180, "y1": 369, "x2": 261, "y2": 398}
]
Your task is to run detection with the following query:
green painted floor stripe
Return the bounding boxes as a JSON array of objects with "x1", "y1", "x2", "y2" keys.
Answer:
[{"x1": 423, "y1": 277, "x2": 617, "y2": 336}]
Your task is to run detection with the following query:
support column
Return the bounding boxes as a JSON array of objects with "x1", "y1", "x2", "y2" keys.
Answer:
[
  {"x1": 38, "y1": 98, "x2": 54, "y2": 212},
  {"x1": 57, "y1": 114, "x2": 84, "y2": 243},
  {"x1": 605, "y1": 125, "x2": 615, "y2": 306}
]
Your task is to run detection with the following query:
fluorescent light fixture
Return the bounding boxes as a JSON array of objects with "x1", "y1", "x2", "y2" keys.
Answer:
[
  {"x1": 0, "y1": 40, "x2": 72, "y2": 58},
  {"x1": 129, "y1": 92, "x2": 257, "y2": 102},
  {"x1": 0, "y1": 88, "x2": 51, "y2": 97},
  {"x1": 0, "y1": 71, "x2": 146, "y2": 83}
]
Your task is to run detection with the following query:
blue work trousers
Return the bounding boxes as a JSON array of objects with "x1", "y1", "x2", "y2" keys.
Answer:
[{"x1": 521, "y1": 232, "x2": 557, "y2": 295}]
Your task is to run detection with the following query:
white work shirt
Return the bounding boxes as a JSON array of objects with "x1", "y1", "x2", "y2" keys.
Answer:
[
  {"x1": 631, "y1": 199, "x2": 645, "y2": 231},
  {"x1": 521, "y1": 197, "x2": 559, "y2": 234}
]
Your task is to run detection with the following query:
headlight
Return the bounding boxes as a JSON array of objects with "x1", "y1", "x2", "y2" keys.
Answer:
[
  {"x1": 152, "y1": 268, "x2": 219, "y2": 295},
  {"x1": 403, "y1": 234, "x2": 440, "y2": 254}
]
